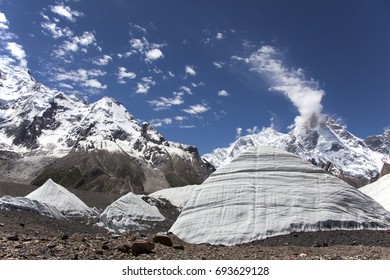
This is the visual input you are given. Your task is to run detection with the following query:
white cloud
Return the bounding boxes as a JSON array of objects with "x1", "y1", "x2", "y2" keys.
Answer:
[
  {"x1": 6, "y1": 42, "x2": 27, "y2": 67},
  {"x1": 50, "y1": 4, "x2": 84, "y2": 22},
  {"x1": 145, "y1": 48, "x2": 164, "y2": 61},
  {"x1": 185, "y1": 65, "x2": 196, "y2": 76},
  {"x1": 179, "y1": 125, "x2": 196, "y2": 129},
  {"x1": 128, "y1": 37, "x2": 166, "y2": 61},
  {"x1": 82, "y1": 79, "x2": 107, "y2": 89},
  {"x1": 0, "y1": 12, "x2": 9, "y2": 29},
  {"x1": 179, "y1": 86, "x2": 192, "y2": 95},
  {"x1": 92, "y1": 54, "x2": 112, "y2": 65},
  {"x1": 58, "y1": 82, "x2": 74, "y2": 89},
  {"x1": 168, "y1": 71, "x2": 175, "y2": 77},
  {"x1": 150, "y1": 118, "x2": 172, "y2": 127},
  {"x1": 130, "y1": 38, "x2": 145, "y2": 51},
  {"x1": 76, "y1": 31, "x2": 95, "y2": 46},
  {"x1": 117, "y1": 66, "x2": 136, "y2": 84},
  {"x1": 183, "y1": 104, "x2": 209, "y2": 115},
  {"x1": 218, "y1": 90, "x2": 230, "y2": 97},
  {"x1": 175, "y1": 116, "x2": 186, "y2": 122},
  {"x1": 246, "y1": 126, "x2": 260, "y2": 134},
  {"x1": 148, "y1": 92, "x2": 184, "y2": 110},
  {"x1": 41, "y1": 21, "x2": 73, "y2": 39},
  {"x1": 54, "y1": 31, "x2": 96, "y2": 57},
  {"x1": 135, "y1": 76, "x2": 156, "y2": 94},
  {"x1": 216, "y1": 32, "x2": 224, "y2": 40},
  {"x1": 242, "y1": 45, "x2": 325, "y2": 130},
  {"x1": 53, "y1": 67, "x2": 106, "y2": 91},
  {"x1": 236, "y1": 127, "x2": 242, "y2": 138},
  {"x1": 212, "y1": 61, "x2": 225, "y2": 69}
]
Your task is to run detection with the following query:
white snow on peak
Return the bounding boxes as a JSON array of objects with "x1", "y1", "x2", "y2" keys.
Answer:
[
  {"x1": 98, "y1": 192, "x2": 165, "y2": 233},
  {"x1": 0, "y1": 195, "x2": 65, "y2": 219},
  {"x1": 360, "y1": 174, "x2": 390, "y2": 212},
  {"x1": 203, "y1": 118, "x2": 387, "y2": 184},
  {"x1": 26, "y1": 179, "x2": 97, "y2": 217},
  {"x1": 1, "y1": 64, "x2": 200, "y2": 167},
  {"x1": 171, "y1": 146, "x2": 390, "y2": 245},
  {"x1": 150, "y1": 184, "x2": 199, "y2": 210}
]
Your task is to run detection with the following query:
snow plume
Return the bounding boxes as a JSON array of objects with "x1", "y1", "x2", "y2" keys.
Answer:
[{"x1": 245, "y1": 45, "x2": 325, "y2": 130}]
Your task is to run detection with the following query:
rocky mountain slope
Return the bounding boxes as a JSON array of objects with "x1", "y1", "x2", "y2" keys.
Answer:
[
  {"x1": 0, "y1": 64, "x2": 214, "y2": 193},
  {"x1": 203, "y1": 116, "x2": 389, "y2": 187}
]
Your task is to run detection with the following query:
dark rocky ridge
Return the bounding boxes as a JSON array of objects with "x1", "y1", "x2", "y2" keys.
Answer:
[{"x1": 32, "y1": 149, "x2": 214, "y2": 194}]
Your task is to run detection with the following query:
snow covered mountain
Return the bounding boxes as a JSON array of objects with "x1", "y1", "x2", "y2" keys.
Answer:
[
  {"x1": 171, "y1": 146, "x2": 390, "y2": 245},
  {"x1": 203, "y1": 116, "x2": 389, "y2": 187},
  {"x1": 0, "y1": 64, "x2": 214, "y2": 193}
]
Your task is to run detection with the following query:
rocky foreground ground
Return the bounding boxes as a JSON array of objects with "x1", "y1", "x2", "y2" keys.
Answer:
[{"x1": 2, "y1": 182, "x2": 390, "y2": 260}]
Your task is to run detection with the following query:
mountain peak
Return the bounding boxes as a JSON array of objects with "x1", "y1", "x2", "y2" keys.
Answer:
[{"x1": 204, "y1": 115, "x2": 388, "y2": 187}]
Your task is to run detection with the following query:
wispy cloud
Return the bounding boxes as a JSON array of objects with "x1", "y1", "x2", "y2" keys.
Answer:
[
  {"x1": 0, "y1": 12, "x2": 28, "y2": 67},
  {"x1": 53, "y1": 31, "x2": 97, "y2": 57},
  {"x1": 185, "y1": 65, "x2": 196, "y2": 76},
  {"x1": 150, "y1": 118, "x2": 172, "y2": 127},
  {"x1": 117, "y1": 66, "x2": 136, "y2": 84},
  {"x1": 183, "y1": 103, "x2": 209, "y2": 115},
  {"x1": 92, "y1": 54, "x2": 113, "y2": 66},
  {"x1": 218, "y1": 89, "x2": 230, "y2": 97},
  {"x1": 0, "y1": 12, "x2": 8, "y2": 29},
  {"x1": 124, "y1": 37, "x2": 166, "y2": 62},
  {"x1": 212, "y1": 61, "x2": 225, "y2": 69},
  {"x1": 136, "y1": 76, "x2": 155, "y2": 94},
  {"x1": 41, "y1": 21, "x2": 73, "y2": 39},
  {"x1": 237, "y1": 45, "x2": 325, "y2": 130},
  {"x1": 148, "y1": 92, "x2": 184, "y2": 110},
  {"x1": 50, "y1": 4, "x2": 84, "y2": 22},
  {"x1": 216, "y1": 32, "x2": 224, "y2": 40},
  {"x1": 6, "y1": 42, "x2": 27, "y2": 67},
  {"x1": 52, "y1": 67, "x2": 107, "y2": 92}
]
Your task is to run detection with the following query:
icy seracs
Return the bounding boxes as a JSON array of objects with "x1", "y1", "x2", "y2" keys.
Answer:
[
  {"x1": 98, "y1": 192, "x2": 165, "y2": 233},
  {"x1": 360, "y1": 174, "x2": 390, "y2": 212},
  {"x1": 26, "y1": 179, "x2": 97, "y2": 217},
  {"x1": 171, "y1": 146, "x2": 390, "y2": 245}
]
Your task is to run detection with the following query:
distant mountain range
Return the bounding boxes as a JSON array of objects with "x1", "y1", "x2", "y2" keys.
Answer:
[
  {"x1": 0, "y1": 64, "x2": 214, "y2": 193},
  {"x1": 1, "y1": 64, "x2": 389, "y2": 193},
  {"x1": 204, "y1": 115, "x2": 390, "y2": 187}
]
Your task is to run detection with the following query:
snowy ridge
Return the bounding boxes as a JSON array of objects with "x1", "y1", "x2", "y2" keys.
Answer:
[
  {"x1": 98, "y1": 192, "x2": 165, "y2": 233},
  {"x1": 0, "y1": 64, "x2": 212, "y2": 187},
  {"x1": 0, "y1": 195, "x2": 65, "y2": 219},
  {"x1": 360, "y1": 174, "x2": 390, "y2": 212},
  {"x1": 26, "y1": 179, "x2": 97, "y2": 217},
  {"x1": 203, "y1": 118, "x2": 388, "y2": 186},
  {"x1": 172, "y1": 147, "x2": 390, "y2": 245}
]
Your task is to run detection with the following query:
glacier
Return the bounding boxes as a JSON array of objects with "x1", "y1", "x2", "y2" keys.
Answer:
[
  {"x1": 171, "y1": 146, "x2": 390, "y2": 245},
  {"x1": 360, "y1": 174, "x2": 390, "y2": 212},
  {"x1": 0, "y1": 195, "x2": 64, "y2": 219},
  {"x1": 98, "y1": 192, "x2": 165, "y2": 233},
  {"x1": 26, "y1": 179, "x2": 98, "y2": 217}
]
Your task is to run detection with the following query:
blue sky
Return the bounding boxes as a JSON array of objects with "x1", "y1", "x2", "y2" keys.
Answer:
[{"x1": 1, "y1": 0, "x2": 390, "y2": 154}]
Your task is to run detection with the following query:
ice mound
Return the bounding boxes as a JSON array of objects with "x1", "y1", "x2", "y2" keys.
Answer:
[
  {"x1": 26, "y1": 179, "x2": 98, "y2": 217},
  {"x1": 170, "y1": 146, "x2": 390, "y2": 245}
]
